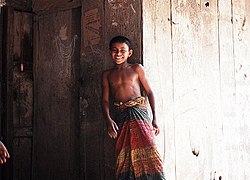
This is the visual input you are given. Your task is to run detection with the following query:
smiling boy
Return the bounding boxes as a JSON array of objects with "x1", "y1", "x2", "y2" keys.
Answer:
[{"x1": 102, "y1": 36, "x2": 165, "y2": 179}]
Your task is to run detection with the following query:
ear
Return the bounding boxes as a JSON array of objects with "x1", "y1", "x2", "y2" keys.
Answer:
[{"x1": 128, "y1": 49, "x2": 133, "y2": 57}]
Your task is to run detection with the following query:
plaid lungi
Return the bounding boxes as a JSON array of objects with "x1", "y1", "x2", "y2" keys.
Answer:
[{"x1": 114, "y1": 97, "x2": 165, "y2": 180}]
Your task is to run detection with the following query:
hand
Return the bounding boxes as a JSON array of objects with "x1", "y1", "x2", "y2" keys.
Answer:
[
  {"x1": 152, "y1": 119, "x2": 160, "y2": 136},
  {"x1": 0, "y1": 141, "x2": 10, "y2": 164},
  {"x1": 107, "y1": 120, "x2": 119, "y2": 139}
]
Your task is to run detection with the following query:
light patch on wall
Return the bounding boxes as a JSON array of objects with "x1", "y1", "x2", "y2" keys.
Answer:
[
  {"x1": 130, "y1": 4, "x2": 136, "y2": 13},
  {"x1": 108, "y1": 0, "x2": 122, "y2": 9},
  {"x1": 59, "y1": 24, "x2": 68, "y2": 40},
  {"x1": 83, "y1": 8, "x2": 101, "y2": 47},
  {"x1": 54, "y1": 25, "x2": 78, "y2": 79},
  {"x1": 55, "y1": 26, "x2": 77, "y2": 61},
  {"x1": 112, "y1": 20, "x2": 118, "y2": 26},
  {"x1": 178, "y1": 0, "x2": 187, "y2": 7}
]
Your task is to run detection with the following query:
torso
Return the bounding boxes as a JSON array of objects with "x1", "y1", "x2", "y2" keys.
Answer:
[{"x1": 107, "y1": 63, "x2": 141, "y2": 102}]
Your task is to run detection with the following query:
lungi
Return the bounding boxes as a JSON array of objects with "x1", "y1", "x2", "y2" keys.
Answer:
[{"x1": 114, "y1": 97, "x2": 165, "y2": 180}]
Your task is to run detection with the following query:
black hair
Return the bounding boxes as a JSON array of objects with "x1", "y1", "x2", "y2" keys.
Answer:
[{"x1": 109, "y1": 35, "x2": 132, "y2": 50}]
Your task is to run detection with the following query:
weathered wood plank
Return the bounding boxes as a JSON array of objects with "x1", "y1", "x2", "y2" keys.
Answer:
[
  {"x1": 142, "y1": 0, "x2": 174, "y2": 179},
  {"x1": 12, "y1": 11, "x2": 33, "y2": 180},
  {"x1": 32, "y1": 0, "x2": 81, "y2": 14},
  {"x1": 216, "y1": 0, "x2": 236, "y2": 179},
  {"x1": 7, "y1": 0, "x2": 32, "y2": 11},
  {"x1": 33, "y1": 8, "x2": 80, "y2": 180},
  {"x1": 80, "y1": 1, "x2": 105, "y2": 179},
  {"x1": 200, "y1": 0, "x2": 221, "y2": 179},
  {"x1": 13, "y1": 11, "x2": 33, "y2": 127},
  {"x1": 3, "y1": 7, "x2": 15, "y2": 179},
  {"x1": 0, "y1": 7, "x2": 3, "y2": 138},
  {"x1": 143, "y1": 0, "x2": 250, "y2": 179},
  {"x1": 231, "y1": 0, "x2": 250, "y2": 179},
  {"x1": 13, "y1": 138, "x2": 32, "y2": 179},
  {"x1": 171, "y1": 0, "x2": 209, "y2": 179}
]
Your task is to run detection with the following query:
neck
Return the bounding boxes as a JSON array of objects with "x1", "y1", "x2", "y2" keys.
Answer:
[{"x1": 115, "y1": 61, "x2": 129, "y2": 69}]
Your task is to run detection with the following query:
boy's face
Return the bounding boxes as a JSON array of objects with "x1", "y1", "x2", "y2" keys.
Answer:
[{"x1": 110, "y1": 42, "x2": 133, "y2": 65}]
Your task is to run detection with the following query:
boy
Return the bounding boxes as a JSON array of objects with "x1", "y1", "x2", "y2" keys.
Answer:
[{"x1": 102, "y1": 35, "x2": 165, "y2": 179}]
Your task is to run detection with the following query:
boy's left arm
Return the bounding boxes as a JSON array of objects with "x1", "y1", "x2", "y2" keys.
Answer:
[{"x1": 136, "y1": 64, "x2": 160, "y2": 135}]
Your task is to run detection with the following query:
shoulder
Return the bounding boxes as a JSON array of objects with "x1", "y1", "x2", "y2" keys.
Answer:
[
  {"x1": 131, "y1": 63, "x2": 145, "y2": 73},
  {"x1": 102, "y1": 67, "x2": 114, "y2": 76},
  {"x1": 131, "y1": 63, "x2": 144, "y2": 70},
  {"x1": 102, "y1": 69, "x2": 112, "y2": 80}
]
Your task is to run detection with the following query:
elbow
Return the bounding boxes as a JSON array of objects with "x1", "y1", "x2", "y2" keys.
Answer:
[
  {"x1": 102, "y1": 99, "x2": 109, "y2": 108},
  {"x1": 147, "y1": 91, "x2": 154, "y2": 98}
]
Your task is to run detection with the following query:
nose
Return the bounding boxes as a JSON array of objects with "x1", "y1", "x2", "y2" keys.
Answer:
[{"x1": 117, "y1": 50, "x2": 122, "y2": 55}]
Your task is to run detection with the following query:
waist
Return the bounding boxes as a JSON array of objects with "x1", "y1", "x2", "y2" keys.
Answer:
[{"x1": 114, "y1": 96, "x2": 146, "y2": 110}]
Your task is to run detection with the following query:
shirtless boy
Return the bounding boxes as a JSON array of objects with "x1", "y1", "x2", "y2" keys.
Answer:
[{"x1": 102, "y1": 36, "x2": 165, "y2": 179}]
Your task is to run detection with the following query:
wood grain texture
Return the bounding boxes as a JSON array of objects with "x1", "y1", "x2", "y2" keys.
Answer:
[
  {"x1": 7, "y1": 0, "x2": 32, "y2": 11},
  {"x1": 142, "y1": 0, "x2": 175, "y2": 179},
  {"x1": 2, "y1": 0, "x2": 250, "y2": 179},
  {"x1": 32, "y1": 0, "x2": 81, "y2": 13},
  {"x1": 33, "y1": 8, "x2": 80, "y2": 180},
  {"x1": 80, "y1": 1, "x2": 105, "y2": 179},
  {"x1": 143, "y1": 0, "x2": 250, "y2": 179}
]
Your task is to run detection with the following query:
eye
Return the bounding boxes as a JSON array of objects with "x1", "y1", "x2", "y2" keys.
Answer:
[
  {"x1": 111, "y1": 49, "x2": 128, "y2": 53},
  {"x1": 111, "y1": 49, "x2": 118, "y2": 53},
  {"x1": 120, "y1": 50, "x2": 127, "y2": 53}
]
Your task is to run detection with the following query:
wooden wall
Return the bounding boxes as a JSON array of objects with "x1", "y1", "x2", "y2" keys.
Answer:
[
  {"x1": 1, "y1": 1, "x2": 33, "y2": 179},
  {"x1": 33, "y1": 7, "x2": 81, "y2": 180},
  {"x1": 143, "y1": 0, "x2": 250, "y2": 180},
  {"x1": 32, "y1": 0, "x2": 141, "y2": 179},
  {"x1": 2, "y1": 0, "x2": 249, "y2": 179},
  {"x1": 80, "y1": 1, "x2": 105, "y2": 179},
  {"x1": 0, "y1": 0, "x2": 141, "y2": 179}
]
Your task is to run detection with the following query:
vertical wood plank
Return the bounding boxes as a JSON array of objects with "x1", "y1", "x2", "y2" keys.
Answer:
[
  {"x1": 33, "y1": 8, "x2": 80, "y2": 180},
  {"x1": 142, "y1": 0, "x2": 175, "y2": 179},
  {"x1": 217, "y1": 0, "x2": 236, "y2": 179},
  {"x1": 12, "y1": 11, "x2": 33, "y2": 180},
  {"x1": 3, "y1": 7, "x2": 15, "y2": 180},
  {"x1": 0, "y1": 8, "x2": 5, "y2": 179},
  {"x1": 200, "y1": 0, "x2": 221, "y2": 179},
  {"x1": 81, "y1": 1, "x2": 105, "y2": 179},
  {"x1": 230, "y1": 0, "x2": 250, "y2": 179},
  {"x1": 171, "y1": 0, "x2": 212, "y2": 179},
  {"x1": 0, "y1": 3, "x2": 3, "y2": 146}
]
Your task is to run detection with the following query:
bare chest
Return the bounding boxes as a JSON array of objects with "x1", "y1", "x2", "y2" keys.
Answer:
[{"x1": 108, "y1": 69, "x2": 138, "y2": 86}]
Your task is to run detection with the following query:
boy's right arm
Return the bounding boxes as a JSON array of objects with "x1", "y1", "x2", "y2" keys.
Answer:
[{"x1": 102, "y1": 71, "x2": 119, "y2": 139}]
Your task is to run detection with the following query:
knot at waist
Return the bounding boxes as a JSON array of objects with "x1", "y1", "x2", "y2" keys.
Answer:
[{"x1": 114, "y1": 96, "x2": 146, "y2": 110}]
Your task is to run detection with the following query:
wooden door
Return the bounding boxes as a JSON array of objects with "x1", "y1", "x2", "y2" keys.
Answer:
[
  {"x1": 12, "y1": 10, "x2": 33, "y2": 180},
  {"x1": 32, "y1": 8, "x2": 81, "y2": 180},
  {"x1": 1, "y1": 8, "x2": 33, "y2": 180}
]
